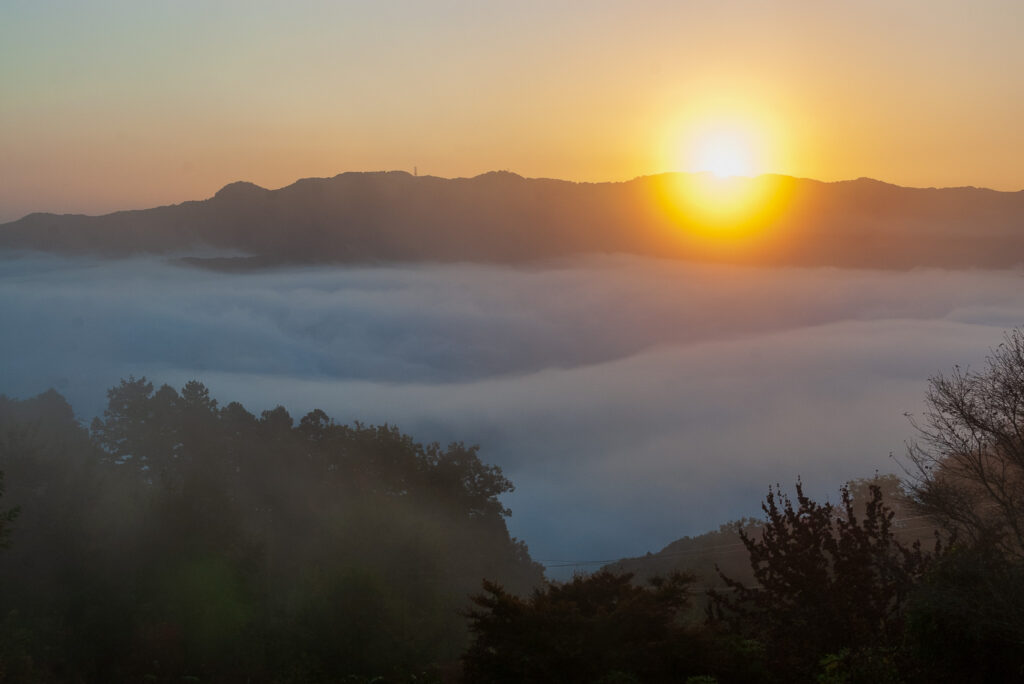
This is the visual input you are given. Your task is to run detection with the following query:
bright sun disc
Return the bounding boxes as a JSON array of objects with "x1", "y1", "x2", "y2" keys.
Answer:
[
  {"x1": 655, "y1": 105, "x2": 792, "y2": 248},
  {"x1": 694, "y1": 132, "x2": 755, "y2": 178},
  {"x1": 655, "y1": 120, "x2": 791, "y2": 243}
]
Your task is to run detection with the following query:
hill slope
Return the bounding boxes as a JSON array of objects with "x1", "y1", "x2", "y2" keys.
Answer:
[{"x1": 2, "y1": 171, "x2": 1023, "y2": 268}]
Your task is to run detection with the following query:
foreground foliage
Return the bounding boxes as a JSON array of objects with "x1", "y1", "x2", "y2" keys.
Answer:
[
  {"x1": 709, "y1": 481, "x2": 934, "y2": 680},
  {"x1": 6, "y1": 329, "x2": 1024, "y2": 682},
  {"x1": 464, "y1": 570, "x2": 721, "y2": 683},
  {"x1": 0, "y1": 381, "x2": 542, "y2": 682},
  {"x1": 906, "y1": 327, "x2": 1024, "y2": 559},
  {"x1": 0, "y1": 470, "x2": 16, "y2": 550},
  {"x1": 462, "y1": 477, "x2": 1024, "y2": 683}
]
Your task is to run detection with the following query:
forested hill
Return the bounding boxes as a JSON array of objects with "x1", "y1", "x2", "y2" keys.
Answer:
[
  {"x1": 2, "y1": 171, "x2": 1024, "y2": 269},
  {"x1": 0, "y1": 381, "x2": 543, "y2": 681}
]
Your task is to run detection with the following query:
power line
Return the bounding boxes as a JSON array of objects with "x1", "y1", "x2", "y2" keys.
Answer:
[{"x1": 539, "y1": 520, "x2": 941, "y2": 569}]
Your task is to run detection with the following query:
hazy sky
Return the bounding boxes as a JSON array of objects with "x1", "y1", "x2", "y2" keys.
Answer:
[
  {"x1": 2, "y1": 0, "x2": 1023, "y2": 222},
  {"x1": 2, "y1": 253, "x2": 1019, "y2": 572}
]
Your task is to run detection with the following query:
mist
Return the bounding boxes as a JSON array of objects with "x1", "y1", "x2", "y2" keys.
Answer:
[{"x1": 1, "y1": 251, "x2": 1020, "y2": 570}]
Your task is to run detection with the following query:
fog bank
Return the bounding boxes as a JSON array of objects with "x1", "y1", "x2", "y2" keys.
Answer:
[{"x1": 1, "y1": 251, "x2": 1020, "y2": 570}]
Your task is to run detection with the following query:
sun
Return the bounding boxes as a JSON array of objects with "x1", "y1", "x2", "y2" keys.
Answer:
[
  {"x1": 672, "y1": 123, "x2": 775, "y2": 233},
  {"x1": 693, "y1": 131, "x2": 755, "y2": 178},
  {"x1": 671, "y1": 109, "x2": 782, "y2": 180},
  {"x1": 653, "y1": 112, "x2": 792, "y2": 247}
]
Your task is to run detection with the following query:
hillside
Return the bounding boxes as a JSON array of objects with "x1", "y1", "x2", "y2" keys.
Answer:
[
  {"x1": 0, "y1": 381, "x2": 542, "y2": 680},
  {"x1": 2, "y1": 171, "x2": 1023, "y2": 268},
  {"x1": 605, "y1": 475, "x2": 940, "y2": 591}
]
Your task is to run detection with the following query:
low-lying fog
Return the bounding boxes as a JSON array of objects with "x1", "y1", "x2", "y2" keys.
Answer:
[{"x1": 2, "y1": 251, "x2": 1021, "y2": 573}]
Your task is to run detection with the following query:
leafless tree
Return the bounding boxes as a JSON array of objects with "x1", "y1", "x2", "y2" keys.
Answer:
[{"x1": 904, "y1": 328, "x2": 1024, "y2": 559}]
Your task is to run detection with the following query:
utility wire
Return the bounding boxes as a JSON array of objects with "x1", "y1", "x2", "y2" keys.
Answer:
[{"x1": 539, "y1": 520, "x2": 940, "y2": 569}]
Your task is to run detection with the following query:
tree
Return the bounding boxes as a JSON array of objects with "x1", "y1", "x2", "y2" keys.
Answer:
[
  {"x1": 709, "y1": 481, "x2": 934, "y2": 680},
  {"x1": 86, "y1": 379, "x2": 544, "y2": 678},
  {"x1": 898, "y1": 329, "x2": 1024, "y2": 679},
  {"x1": 89, "y1": 376, "x2": 184, "y2": 478},
  {"x1": 0, "y1": 470, "x2": 17, "y2": 549},
  {"x1": 903, "y1": 544, "x2": 1024, "y2": 682},
  {"x1": 904, "y1": 328, "x2": 1024, "y2": 559},
  {"x1": 463, "y1": 570, "x2": 704, "y2": 683}
]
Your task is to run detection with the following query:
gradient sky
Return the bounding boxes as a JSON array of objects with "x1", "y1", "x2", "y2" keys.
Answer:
[{"x1": 2, "y1": 0, "x2": 1022, "y2": 222}]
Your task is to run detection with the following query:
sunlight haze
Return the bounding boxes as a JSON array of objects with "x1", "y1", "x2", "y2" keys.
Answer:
[{"x1": 1, "y1": 0, "x2": 1022, "y2": 221}]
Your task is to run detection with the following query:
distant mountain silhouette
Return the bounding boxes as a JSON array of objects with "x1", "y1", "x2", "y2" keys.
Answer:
[{"x1": 2, "y1": 170, "x2": 1023, "y2": 268}]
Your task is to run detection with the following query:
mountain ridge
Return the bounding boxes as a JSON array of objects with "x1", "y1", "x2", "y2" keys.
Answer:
[{"x1": 3, "y1": 171, "x2": 1023, "y2": 269}]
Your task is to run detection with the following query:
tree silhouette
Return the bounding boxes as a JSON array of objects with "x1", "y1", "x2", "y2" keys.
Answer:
[
  {"x1": 710, "y1": 481, "x2": 934, "y2": 680},
  {"x1": 905, "y1": 327, "x2": 1024, "y2": 559},
  {"x1": 903, "y1": 544, "x2": 1024, "y2": 682},
  {"x1": 0, "y1": 470, "x2": 17, "y2": 549},
  {"x1": 3, "y1": 380, "x2": 544, "y2": 681},
  {"x1": 463, "y1": 570, "x2": 703, "y2": 683}
]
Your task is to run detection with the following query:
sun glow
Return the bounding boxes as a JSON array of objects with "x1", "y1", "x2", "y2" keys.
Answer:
[
  {"x1": 693, "y1": 132, "x2": 756, "y2": 178},
  {"x1": 649, "y1": 172, "x2": 794, "y2": 263},
  {"x1": 647, "y1": 114, "x2": 795, "y2": 256},
  {"x1": 652, "y1": 109, "x2": 793, "y2": 251}
]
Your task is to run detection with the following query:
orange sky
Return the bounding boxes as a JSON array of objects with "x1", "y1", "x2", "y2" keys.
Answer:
[{"x1": 1, "y1": 1, "x2": 1022, "y2": 222}]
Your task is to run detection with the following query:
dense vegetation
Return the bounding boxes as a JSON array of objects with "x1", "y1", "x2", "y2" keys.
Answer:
[
  {"x1": 4, "y1": 330, "x2": 1024, "y2": 682},
  {"x1": 464, "y1": 330, "x2": 1024, "y2": 683},
  {"x1": 0, "y1": 380, "x2": 542, "y2": 682},
  {"x1": 465, "y1": 478, "x2": 1022, "y2": 682},
  {"x1": 464, "y1": 570, "x2": 709, "y2": 683}
]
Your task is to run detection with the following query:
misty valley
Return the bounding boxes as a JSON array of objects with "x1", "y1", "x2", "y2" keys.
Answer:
[
  {"x1": 3, "y1": 243, "x2": 1024, "y2": 681},
  {"x1": 5, "y1": 0, "x2": 1024, "y2": 677}
]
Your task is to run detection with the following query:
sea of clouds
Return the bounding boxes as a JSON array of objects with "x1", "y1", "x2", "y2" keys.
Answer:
[{"x1": 2, "y1": 251, "x2": 1022, "y2": 574}]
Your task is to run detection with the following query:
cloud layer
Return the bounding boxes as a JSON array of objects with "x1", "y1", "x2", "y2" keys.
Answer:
[{"x1": 2, "y1": 251, "x2": 1022, "y2": 571}]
